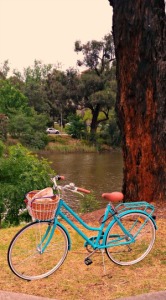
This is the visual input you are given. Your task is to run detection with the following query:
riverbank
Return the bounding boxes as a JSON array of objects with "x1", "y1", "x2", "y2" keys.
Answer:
[
  {"x1": 6, "y1": 134, "x2": 118, "y2": 153},
  {"x1": 45, "y1": 134, "x2": 115, "y2": 153},
  {"x1": 45, "y1": 135, "x2": 96, "y2": 152}
]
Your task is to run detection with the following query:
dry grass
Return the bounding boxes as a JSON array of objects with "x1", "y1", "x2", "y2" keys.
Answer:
[{"x1": 0, "y1": 218, "x2": 165, "y2": 300}]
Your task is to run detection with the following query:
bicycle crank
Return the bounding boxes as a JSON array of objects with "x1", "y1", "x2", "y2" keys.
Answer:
[{"x1": 84, "y1": 248, "x2": 98, "y2": 265}]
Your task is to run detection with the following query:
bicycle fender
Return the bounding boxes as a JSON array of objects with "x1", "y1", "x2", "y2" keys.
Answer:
[
  {"x1": 56, "y1": 221, "x2": 71, "y2": 250},
  {"x1": 103, "y1": 209, "x2": 157, "y2": 246}
]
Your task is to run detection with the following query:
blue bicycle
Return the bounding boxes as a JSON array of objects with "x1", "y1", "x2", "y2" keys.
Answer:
[{"x1": 7, "y1": 175, "x2": 157, "y2": 280}]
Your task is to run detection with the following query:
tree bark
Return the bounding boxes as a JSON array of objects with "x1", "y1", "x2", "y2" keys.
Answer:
[
  {"x1": 109, "y1": 0, "x2": 166, "y2": 202},
  {"x1": 90, "y1": 104, "x2": 101, "y2": 134}
]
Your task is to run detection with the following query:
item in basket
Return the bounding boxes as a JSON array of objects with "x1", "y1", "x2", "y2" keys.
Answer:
[
  {"x1": 32, "y1": 187, "x2": 54, "y2": 200},
  {"x1": 25, "y1": 190, "x2": 40, "y2": 202}
]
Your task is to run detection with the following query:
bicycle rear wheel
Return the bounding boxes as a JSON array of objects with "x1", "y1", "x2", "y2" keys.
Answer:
[
  {"x1": 106, "y1": 212, "x2": 156, "y2": 266},
  {"x1": 8, "y1": 221, "x2": 69, "y2": 280}
]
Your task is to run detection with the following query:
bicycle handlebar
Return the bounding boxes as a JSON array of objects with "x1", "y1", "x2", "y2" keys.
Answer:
[
  {"x1": 55, "y1": 175, "x2": 65, "y2": 181},
  {"x1": 51, "y1": 175, "x2": 91, "y2": 195},
  {"x1": 77, "y1": 187, "x2": 90, "y2": 194}
]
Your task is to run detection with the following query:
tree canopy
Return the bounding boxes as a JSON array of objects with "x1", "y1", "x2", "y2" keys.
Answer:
[{"x1": 74, "y1": 33, "x2": 117, "y2": 133}]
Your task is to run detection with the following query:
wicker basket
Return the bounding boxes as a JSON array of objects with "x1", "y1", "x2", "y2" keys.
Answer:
[
  {"x1": 31, "y1": 196, "x2": 59, "y2": 220},
  {"x1": 25, "y1": 188, "x2": 59, "y2": 221}
]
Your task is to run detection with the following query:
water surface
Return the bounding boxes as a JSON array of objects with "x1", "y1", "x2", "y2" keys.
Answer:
[{"x1": 39, "y1": 151, "x2": 123, "y2": 209}]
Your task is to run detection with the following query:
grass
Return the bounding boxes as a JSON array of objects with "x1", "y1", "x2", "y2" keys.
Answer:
[
  {"x1": 46, "y1": 135, "x2": 96, "y2": 153},
  {"x1": 0, "y1": 218, "x2": 165, "y2": 300}
]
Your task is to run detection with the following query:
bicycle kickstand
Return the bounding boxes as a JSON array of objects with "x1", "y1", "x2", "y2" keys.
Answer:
[
  {"x1": 101, "y1": 249, "x2": 106, "y2": 275},
  {"x1": 84, "y1": 249, "x2": 107, "y2": 274}
]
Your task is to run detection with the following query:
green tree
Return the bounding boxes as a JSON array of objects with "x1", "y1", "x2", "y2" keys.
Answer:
[
  {"x1": 23, "y1": 60, "x2": 53, "y2": 114},
  {"x1": 0, "y1": 60, "x2": 10, "y2": 79},
  {"x1": 79, "y1": 68, "x2": 116, "y2": 134},
  {"x1": 0, "y1": 77, "x2": 49, "y2": 149},
  {"x1": 0, "y1": 113, "x2": 8, "y2": 141},
  {"x1": 75, "y1": 33, "x2": 115, "y2": 73},
  {"x1": 9, "y1": 109, "x2": 49, "y2": 149},
  {"x1": 45, "y1": 68, "x2": 77, "y2": 125},
  {"x1": 0, "y1": 79, "x2": 28, "y2": 116},
  {"x1": 66, "y1": 114, "x2": 86, "y2": 139},
  {"x1": 100, "y1": 108, "x2": 121, "y2": 147},
  {"x1": 0, "y1": 143, "x2": 53, "y2": 226},
  {"x1": 74, "y1": 33, "x2": 116, "y2": 134}
]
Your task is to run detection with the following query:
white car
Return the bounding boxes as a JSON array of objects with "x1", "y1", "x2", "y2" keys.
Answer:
[{"x1": 46, "y1": 128, "x2": 60, "y2": 134}]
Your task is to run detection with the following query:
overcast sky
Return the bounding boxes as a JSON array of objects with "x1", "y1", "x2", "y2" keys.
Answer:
[{"x1": 0, "y1": 0, "x2": 113, "y2": 73}]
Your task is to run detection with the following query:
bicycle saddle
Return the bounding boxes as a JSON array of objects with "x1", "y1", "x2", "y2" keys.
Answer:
[{"x1": 102, "y1": 192, "x2": 124, "y2": 202}]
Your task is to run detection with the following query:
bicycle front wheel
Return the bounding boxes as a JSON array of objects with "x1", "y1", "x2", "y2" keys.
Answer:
[
  {"x1": 8, "y1": 221, "x2": 69, "y2": 280},
  {"x1": 106, "y1": 212, "x2": 156, "y2": 266}
]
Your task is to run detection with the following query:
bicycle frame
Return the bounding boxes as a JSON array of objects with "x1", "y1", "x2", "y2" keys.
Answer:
[
  {"x1": 8, "y1": 176, "x2": 157, "y2": 281},
  {"x1": 38, "y1": 198, "x2": 154, "y2": 253}
]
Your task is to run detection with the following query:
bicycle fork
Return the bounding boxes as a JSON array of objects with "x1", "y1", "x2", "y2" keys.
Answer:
[{"x1": 36, "y1": 221, "x2": 55, "y2": 254}]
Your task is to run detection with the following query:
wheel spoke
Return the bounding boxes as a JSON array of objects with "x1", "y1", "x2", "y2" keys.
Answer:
[
  {"x1": 8, "y1": 222, "x2": 68, "y2": 280},
  {"x1": 106, "y1": 212, "x2": 155, "y2": 266}
]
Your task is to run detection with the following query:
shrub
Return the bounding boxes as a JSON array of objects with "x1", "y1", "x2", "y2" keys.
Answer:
[
  {"x1": 65, "y1": 114, "x2": 86, "y2": 139},
  {"x1": 79, "y1": 192, "x2": 100, "y2": 213},
  {"x1": 0, "y1": 144, "x2": 54, "y2": 226},
  {"x1": 20, "y1": 132, "x2": 49, "y2": 150},
  {"x1": 0, "y1": 140, "x2": 5, "y2": 157}
]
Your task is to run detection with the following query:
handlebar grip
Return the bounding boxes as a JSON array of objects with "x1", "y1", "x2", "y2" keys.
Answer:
[
  {"x1": 77, "y1": 187, "x2": 90, "y2": 194},
  {"x1": 57, "y1": 175, "x2": 65, "y2": 181}
]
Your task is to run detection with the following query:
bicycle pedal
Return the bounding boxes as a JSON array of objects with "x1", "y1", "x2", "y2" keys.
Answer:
[{"x1": 84, "y1": 257, "x2": 93, "y2": 265}]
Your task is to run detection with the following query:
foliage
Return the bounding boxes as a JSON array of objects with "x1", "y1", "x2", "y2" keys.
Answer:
[
  {"x1": 0, "y1": 79, "x2": 28, "y2": 116},
  {"x1": 0, "y1": 113, "x2": 8, "y2": 141},
  {"x1": 20, "y1": 132, "x2": 49, "y2": 150},
  {"x1": 45, "y1": 68, "x2": 77, "y2": 124},
  {"x1": 79, "y1": 192, "x2": 100, "y2": 213},
  {"x1": 46, "y1": 135, "x2": 96, "y2": 153},
  {"x1": 0, "y1": 140, "x2": 5, "y2": 157},
  {"x1": 8, "y1": 109, "x2": 49, "y2": 149},
  {"x1": 75, "y1": 33, "x2": 115, "y2": 72},
  {"x1": 65, "y1": 114, "x2": 86, "y2": 139},
  {"x1": 74, "y1": 33, "x2": 116, "y2": 134},
  {"x1": 23, "y1": 60, "x2": 52, "y2": 114},
  {"x1": 0, "y1": 38, "x2": 120, "y2": 148},
  {"x1": 107, "y1": 116, "x2": 121, "y2": 146},
  {"x1": 0, "y1": 143, "x2": 54, "y2": 226},
  {"x1": 0, "y1": 60, "x2": 10, "y2": 79},
  {"x1": 100, "y1": 109, "x2": 121, "y2": 147},
  {"x1": 0, "y1": 69, "x2": 50, "y2": 149}
]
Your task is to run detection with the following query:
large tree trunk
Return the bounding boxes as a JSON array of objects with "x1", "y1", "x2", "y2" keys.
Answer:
[{"x1": 109, "y1": 0, "x2": 166, "y2": 202}]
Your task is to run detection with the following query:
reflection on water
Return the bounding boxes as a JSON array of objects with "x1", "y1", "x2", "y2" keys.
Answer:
[{"x1": 38, "y1": 151, "x2": 123, "y2": 209}]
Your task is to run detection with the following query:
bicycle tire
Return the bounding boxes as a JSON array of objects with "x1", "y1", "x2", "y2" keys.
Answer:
[
  {"x1": 7, "y1": 221, "x2": 69, "y2": 280},
  {"x1": 105, "y1": 212, "x2": 156, "y2": 266}
]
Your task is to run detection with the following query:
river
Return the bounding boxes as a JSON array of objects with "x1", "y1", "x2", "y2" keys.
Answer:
[{"x1": 38, "y1": 150, "x2": 123, "y2": 210}]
